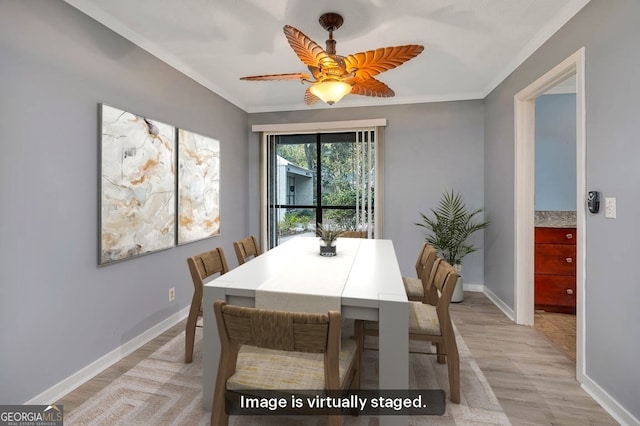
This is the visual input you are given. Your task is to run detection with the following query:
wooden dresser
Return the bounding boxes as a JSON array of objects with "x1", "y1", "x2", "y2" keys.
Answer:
[{"x1": 534, "y1": 227, "x2": 576, "y2": 314}]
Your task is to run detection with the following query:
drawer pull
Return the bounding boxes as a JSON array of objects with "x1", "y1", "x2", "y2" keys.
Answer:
[
  {"x1": 566, "y1": 289, "x2": 574, "y2": 295},
  {"x1": 565, "y1": 233, "x2": 573, "y2": 239},
  {"x1": 565, "y1": 257, "x2": 573, "y2": 263}
]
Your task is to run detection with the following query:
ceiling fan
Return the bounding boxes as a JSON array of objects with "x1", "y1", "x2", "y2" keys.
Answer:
[{"x1": 240, "y1": 12, "x2": 424, "y2": 105}]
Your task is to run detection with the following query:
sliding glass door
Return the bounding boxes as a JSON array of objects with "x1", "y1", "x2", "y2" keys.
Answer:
[{"x1": 265, "y1": 131, "x2": 375, "y2": 249}]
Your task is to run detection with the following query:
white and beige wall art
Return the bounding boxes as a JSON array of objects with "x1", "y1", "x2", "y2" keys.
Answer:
[{"x1": 99, "y1": 104, "x2": 220, "y2": 265}]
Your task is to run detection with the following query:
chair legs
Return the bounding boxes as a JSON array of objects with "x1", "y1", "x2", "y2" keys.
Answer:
[
  {"x1": 443, "y1": 333, "x2": 460, "y2": 403},
  {"x1": 184, "y1": 295, "x2": 200, "y2": 363},
  {"x1": 435, "y1": 342, "x2": 446, "y2": 364},
  {"x1": 328, "y1": 415, "x2": 343, "y2": 426},
  {"x1": 211, "y1": 386, "x2": 228, "y2": 426}
]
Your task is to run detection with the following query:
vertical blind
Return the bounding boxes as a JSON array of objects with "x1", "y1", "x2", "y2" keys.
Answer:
[{"x1": 354, "y1": 128, "x2": 376, "y2": 238}]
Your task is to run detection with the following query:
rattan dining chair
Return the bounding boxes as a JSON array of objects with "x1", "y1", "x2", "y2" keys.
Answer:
[
  {"x1": 233, "y1": 235, "x2": 261, "y2": 265},
  {"x1": 185, "y1": 248, "x2": 229, "y2": 363},
  {"x1": 403, "y1": 243, "x2": 438, "y2": 301},
  {"x1": 212, "y1": 300, "x2": 360, "y2": 426},
  {"x1": 340, "y1": 231, "x2": 367, "y2": 238},
  {"x1": 356, "y1": 258, "x2": 461, "y2": 403}
]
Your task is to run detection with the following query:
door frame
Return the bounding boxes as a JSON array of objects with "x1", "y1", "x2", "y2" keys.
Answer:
[{"x1": 514, "y1": 47, "x2": 586, "y2": 380}]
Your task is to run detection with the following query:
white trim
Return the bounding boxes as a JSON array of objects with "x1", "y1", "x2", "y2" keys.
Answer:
[
  {"x1": 25, "y1": 306, "x2": 190, "y2": 405},
  {"x1": 484, "y1": 286, "x2": 515, "y2": 321},
  {"x1": 581, "y1": 375, "x2": 640, "y2": 426},
  {"x1": 463, "y1": 283, "x2": 485, "y2": 293},
  {"x1": 252, "y1": 119, "x2": 387, "y2": 133},
  {"x1": 513, "y1": 95, "x2": 536, "y2": 326},
  {"x1": 514, "y1": 47, "x2": 586, "y2": 379}
]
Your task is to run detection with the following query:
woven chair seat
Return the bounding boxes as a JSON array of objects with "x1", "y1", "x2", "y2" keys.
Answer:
[
  {"x1": 362, "y1": 302, "x2": 440, "y2": 336},
  {"x1": 408, "y1": 302, "x2": 441, "y2": 335},
  {"x1": 403, "y1": 243, "x2": 438, "y2": 302},
  {"x1": 403, "y1": 276, "x2": 423, "y2": 299},
  {"x1": 227, "y1": 339, "x2": 357, "y2": 392}
]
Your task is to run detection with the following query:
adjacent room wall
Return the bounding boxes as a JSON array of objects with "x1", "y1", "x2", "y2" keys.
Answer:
[
  {"x1": 0, "y1": 1, "x2": 248, "y2": 403},
  {"x1": 484, "y1": 0, "x2": 640, "y2": 420},
  {"x1": 248, "y1": 100, "x2": 486, "y2": 284},
  {"x1": 535, "y1": 94, "x2": 577, "y2": 211}
]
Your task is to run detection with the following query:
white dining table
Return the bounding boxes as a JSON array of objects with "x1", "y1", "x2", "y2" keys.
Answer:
[{"x1": 202, "y1": 236, "x2": 409, "y2": 425}]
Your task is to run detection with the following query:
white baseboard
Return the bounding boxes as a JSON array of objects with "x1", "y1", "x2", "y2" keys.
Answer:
[
  {"x1": 580, "y1": 373, "x2": 640, "y2": 426},
  {"x1": 26, "y1": 306, "x2": 190, "y2": 405},
  {"x1": 483, "y1": 286, "x2": 515, "y2": 321},
  {"x1": 480, "y1": 288, "x2": 637, "y2": 425},
  {"x1": 463, "y1": 282, "x2": 484, "y2": 293}
]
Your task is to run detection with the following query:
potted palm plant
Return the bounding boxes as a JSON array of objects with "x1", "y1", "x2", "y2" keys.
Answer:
[
  {"x1": 316, "y1": 222, "x2": 344, "y2": 256},
  {"x1": 416, "y1": 190, "x2": 490, "y2": 302}
]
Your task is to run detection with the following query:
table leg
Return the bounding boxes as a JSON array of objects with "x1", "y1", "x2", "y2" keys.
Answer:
[{"x1": 378, "y1": 294, "x2": 409, "y2": 425}]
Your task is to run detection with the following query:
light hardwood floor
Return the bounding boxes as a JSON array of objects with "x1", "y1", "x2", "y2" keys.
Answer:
[
  {"x1": 534, "y1": 310, "x2": 576, "y2": 363},
  {"x1": 450, "y1": 292, "x2": 616, "y2": 425},
  {"x1": 58, "y1": 292, "x2": 618, "y2": 425}
]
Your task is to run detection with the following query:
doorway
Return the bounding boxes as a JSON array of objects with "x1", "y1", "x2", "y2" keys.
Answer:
[
  {"x1": 533, "y1": 82, "x2": 577, "y2": 363},
  {"x1": 514, "y1": 48, "x2": 586, "y2": 381}
]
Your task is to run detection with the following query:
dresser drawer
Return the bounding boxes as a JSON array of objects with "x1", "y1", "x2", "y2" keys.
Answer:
[
  {"x1": 535, "y1": 274, "x2": 576, "y2": 312},
  {"x1": 535, "y1": 244, "x2": 576, "y2": 275},
  {"x1": 535, "y1": 227, "x2": 576, "y2": 245}
]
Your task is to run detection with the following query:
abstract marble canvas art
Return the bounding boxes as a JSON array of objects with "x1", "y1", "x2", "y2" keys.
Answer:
[
  {"x1": 177, "y1": 129, "x2": 220, "y2": 244},
  {"x1": 100, "y1": 104, "x2": 176, "y2": 264}
]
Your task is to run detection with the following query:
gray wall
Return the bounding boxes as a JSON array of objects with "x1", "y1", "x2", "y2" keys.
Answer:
[
  {"x1": 484, "y1": 0, "x2": 640, "y2": 418},
  {"x1": 0, "y1": 1, "x2": 248, "y2": 403},
  {"x1": 535, "y1": 94, "x2": 577, "y2": 211},
  {"x1": 248, "y1": 101, "x2": 486, "y2": 284},
  {"x1": 3, "y1": 0, "x2": 636, "y2": 419}
]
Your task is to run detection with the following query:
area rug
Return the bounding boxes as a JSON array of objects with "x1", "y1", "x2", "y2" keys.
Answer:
[{"x1": 65, "y1": 325, "x2": 510, "y2": 425}]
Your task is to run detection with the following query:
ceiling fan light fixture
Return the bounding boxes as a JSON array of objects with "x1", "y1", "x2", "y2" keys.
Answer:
[
  {"x1": 309, "y1": 80, "x2": 352, "y2": 105},
  {"x1": 240, "y1": 13, "x2": 423, "y2": 106}
]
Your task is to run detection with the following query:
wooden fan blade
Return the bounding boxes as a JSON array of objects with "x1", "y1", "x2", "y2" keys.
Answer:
[
  {"x1": 344, "y1": 44, "x2": 424, "y2": 82},
  {"x1": 350, "y1": 78, "x2": 395, "y2": 98},
  {"x1": 240, "y1": 72, "x2": 310, "y2": 81},
  {"x1": 304, "y1": 87, "x2": 320, "y2": 105},
  {"x1": 283, "y1": 25, "x2": 339, "y2": 69}
]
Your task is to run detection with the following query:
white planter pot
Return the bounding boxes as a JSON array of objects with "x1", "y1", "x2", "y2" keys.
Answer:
[
  {"x1": 451, "y1": 275, "x2": 464, "y2": 303},
  {"x1": 451, "y1": 263, "x2": 464, "y2": 302}
]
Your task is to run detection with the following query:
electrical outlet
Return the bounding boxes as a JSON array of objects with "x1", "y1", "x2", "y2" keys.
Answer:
[
  {"x1": 168, "y1": 287, "x2": 175, "y2": 302},
  {"x1": 605, "y1": 197, "x2": 616, "y2": 218}
]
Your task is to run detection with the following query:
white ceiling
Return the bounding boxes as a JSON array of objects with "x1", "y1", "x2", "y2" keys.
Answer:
[{"x1": 64, "y1": 0, "x2": 589, "y2": 113}]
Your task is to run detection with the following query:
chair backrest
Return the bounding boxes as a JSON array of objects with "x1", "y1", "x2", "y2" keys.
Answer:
[
  {"x1": 214, "y1": 300, "x2": 342, "y2": 388},
  {"x1": 341, "y1": 231, "x2": 367, "y2": 238},
  {"x1": 421, "y1": 256, "x2": 442, "y2": 305},
  {"x1": 187, "y1": 248, "x2": 229, "y2": 291},
  {"x1": 415, "y1": 243, "x2": 438, "y2": 277},
  {"x1": 429, "y1": 260, "x2": 459, "y2": 331},
  {"x1": 233, "y1": 235, "x2": 262, "y2": 265}
]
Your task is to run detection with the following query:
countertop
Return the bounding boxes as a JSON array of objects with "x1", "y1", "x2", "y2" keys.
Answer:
[{"x1": 535, "y1": 210, "x2": 576, "y2": 228}]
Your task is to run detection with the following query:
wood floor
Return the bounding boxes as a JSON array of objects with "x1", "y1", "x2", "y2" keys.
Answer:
[
  {"x1": 450, "y1": 292, "x2": 616, "y2": 425},
  {"x1": 58, "y1": 292, "x2": 617, "y2": 425},
  {"x1": 534, "y1": 310, "x2": 576, "y2": 363}
]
